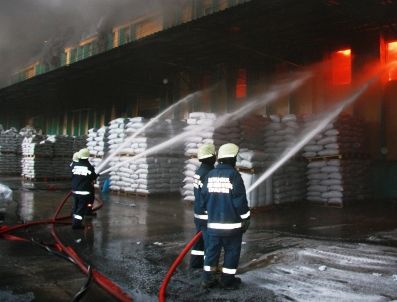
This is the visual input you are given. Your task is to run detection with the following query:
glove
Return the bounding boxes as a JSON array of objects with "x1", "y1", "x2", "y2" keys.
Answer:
[{"x1": 242, "y1": 219, "x2": 250, "y2": 233}]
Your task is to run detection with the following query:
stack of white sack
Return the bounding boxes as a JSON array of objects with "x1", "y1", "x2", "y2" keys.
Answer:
[
  {"x1": 21, "y1": 136, "x2": 54, "y2": 179},
  {"x1": 238, "y1": 148, "x2": 272, "y2": 208},
  {"x1": 263, "y1": 114, "x2": 306, "y2": 204},
  {"x1": 86, "y1": 127, "x2": 108, "y2": 188},
  {"x1": 0, "y1": 128, "x2": 23, "y2": 175},
  {"x1": 109, "y1": 117, "x2": 185, "y2": 194},
  {"x1": 182, "y1": 112, "x2": 216, "y2": 202},
  {"x1": 107, "y1": 118, "x2": 127, "y2": 153},
  {"x1": 107, "y1": 117, "x2": 130, "y2": 192},
  {"x1": 21, "y1": 136, "x2": 53, "y2": 157},
  {"x1": 19, "y1": 125, "x2": 38, "y2": 137},
  {"x1": 303, "y1": 115, "x2": 370, "y2": 206},
  {"x1": 237, "y1": 148, "x2": 268, "y2": 170},
  {"x1": 86, "y1": 127, "x2": 108, "y2": 158}
]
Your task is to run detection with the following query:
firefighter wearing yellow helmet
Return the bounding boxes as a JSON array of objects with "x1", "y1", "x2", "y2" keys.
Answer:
[
  {"x1": 190, "y1": 143, "x2": 216, "y2": 269},
  {"x1": 70, "y1": 148, "x2": 97, "y2": 229},
  {"x1": 200, "y1": 143, "x2": 250, "y2": 289}
]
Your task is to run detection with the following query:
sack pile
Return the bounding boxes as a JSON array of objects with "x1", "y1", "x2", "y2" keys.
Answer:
[
  {"x1": 182, "y1": 112, "x2": 217, "y2": 202},
  {"x1": 21, "y1": 136, "x2": 54, "y2": 179},
  {"x1": 0, "y1": 128, "x2": 23, "y2": 175},
  {"x1": 302, "y1": 114, "x2": 366, "y2": 158},
  {"x1": 19, "y1": 126, "x2": 38, "y2": 138},
  {"x1": 0, "y1": 128, "x2": 23, "y2": 153},
  {"x1": 48, "y1": 135, "x2": 78, "y2": 178},
  {"x1": 47, "y1": 135, "x2": 74, "y2": 156},
  {"x1": 240, "y1": 114, "x2": 267, "y2": 150},
  {"x1": 87, "y1": 127, "x2": 108, "y2": 158},
  {"x1": 271, "y1": 160, "x2": 307, "y2": 204},
  {"x1": 107, "y1": 118, "x2": 127, "y2": 154},
  {"x1": 303, "y1": 115, "x2": 370, "y2": 206},
  {"x1": 109, "y1": 117, "x2": 185, "y2": 194},
  {"x1": 263, "y1": 114, "x2": 306, "y2": 204},
  {"x1": 86, "y1": 127, "x2": 108, "y2": 187},
  {"x1": 237, "y1": 148, "x2": 271, "y2": 207},
  {"x1": 73, "y1": 136, "x2": 87, "y2": 153}
]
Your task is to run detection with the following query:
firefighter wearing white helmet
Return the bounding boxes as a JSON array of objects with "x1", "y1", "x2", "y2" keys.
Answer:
[
  {"x1": 200, "y1": 143, "x2": 250, "y2": 289},
  {"x1": 190, "y1": 143, "x2": 216, "y2": 269},
  {"x1": 71, "y1": 148, "x2": 97, "y2": 229}
]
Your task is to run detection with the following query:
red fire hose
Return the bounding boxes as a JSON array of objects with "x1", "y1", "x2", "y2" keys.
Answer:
[
  {"x1": 0, "y1": 191, "x2": 133, "y2": 302},
  {"x1": 158, "y1": 231, "x2": 203, "y2": 302}
]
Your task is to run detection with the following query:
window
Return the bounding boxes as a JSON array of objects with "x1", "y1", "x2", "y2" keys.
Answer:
[
  {"x1": 387, "y1": 41, "x2": 397, "y2": 81},
  {"x1": 136, "y1": 17, "x2": 163, "y2": 39},
  {"x1": 331, "y1": 49, "x2": 351, "y2": 85},
  {"x1": 235, "y1": 68, "x2": 247, "y2": 99}
]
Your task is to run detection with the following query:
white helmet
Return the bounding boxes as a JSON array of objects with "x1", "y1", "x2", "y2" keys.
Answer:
[
  {"x1": 78, "y1": 148, "x2": 90, "y2": 159},
  {"x1": 217, "y1": 143, "x2": 239, "y2": 159},
  {"x1": 72, "y1": 152, "x2": 80, "y2": 162},
  {"x1": 197, "y1": 143, "x2": 216, "y2": 160}
]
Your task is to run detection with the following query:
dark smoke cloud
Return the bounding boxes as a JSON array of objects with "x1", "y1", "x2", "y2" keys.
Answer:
[{"x1": 0, "y1": 0, "x2": 183, "y2": 88}]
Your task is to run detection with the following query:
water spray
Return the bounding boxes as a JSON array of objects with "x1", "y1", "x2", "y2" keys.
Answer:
[
  {"x1": 100, "y1": 71, "x2": 312, "y2": 175},
  {"x1": 247, "y1": 79, "x2": 375, "y2": 194},
  {"x1": 95, "y1": 90, "x2": 203, "y2": 173}
]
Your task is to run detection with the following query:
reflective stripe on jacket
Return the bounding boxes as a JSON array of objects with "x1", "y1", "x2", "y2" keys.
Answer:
[
  {"x1": 201, "y1": 163, "x2": 250, "y2": 236},
  {"x1": 193, "y1": 163, "x2": 214, "y2": 226},
  {"x1": 71, "y1": 159, "x2": 97, "y2": 193}
]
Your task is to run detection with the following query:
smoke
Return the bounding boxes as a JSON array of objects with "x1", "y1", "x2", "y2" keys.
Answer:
[{"x1": 0, "y1": 0, "x2": 187, "y2": 88}]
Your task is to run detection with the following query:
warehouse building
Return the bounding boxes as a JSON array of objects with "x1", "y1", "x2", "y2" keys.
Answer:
[
  {"x1": 1, "y1": 1, "x2": 397, "y2": 301},
  {"x1": 0, "y1": 0, "x2": 396, "y2": 198}
]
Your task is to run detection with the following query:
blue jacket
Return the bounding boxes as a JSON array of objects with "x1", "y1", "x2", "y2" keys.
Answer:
[
  {"x1": 193, "y1": 163, "x2": 214, "y2": 226},
  {"x1": 201, "y1": 163, "x2": 250, "y2": 236},
  {"x1": 71, "y1": 159, "x2": 97, "y2": 194}
]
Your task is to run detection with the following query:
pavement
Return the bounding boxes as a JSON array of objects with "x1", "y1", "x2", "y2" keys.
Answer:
[{"x1": 0, "y1": 177, "x2": 396, "y2": 302}]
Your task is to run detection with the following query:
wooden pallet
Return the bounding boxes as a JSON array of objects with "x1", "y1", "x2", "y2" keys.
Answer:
[
  {"x1": 22, "y1": 176, "x2": 70, "y2": 181},
  {"x1": 307, "y1": 200, "x2": 344, "y2": 208},
  {"x1": 117, "y1": 153, "x2": 136, "y2": 157},
  {"x1": 110, "y1": 189, "x2": 148, "y2": 197},
  {"x1": 306, "y1": 153, "x2": 370, "y2": 162},
  {"x1": 236, "y1": 167, "x2": 257, "y2": 174},
  {"x1": 22, "y1": 154, "x2": 53, "y2": 159},
  {"x1": 0, "y1": 151, "x2": 18, "y2": 155}
]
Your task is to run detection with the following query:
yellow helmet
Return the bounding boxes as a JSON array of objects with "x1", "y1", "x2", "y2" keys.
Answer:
[
  {"x1": 72, "y1": 152, "x2": 80, "y2": 162},
  {"x1": 78, "y1": 148, "x2": 90, "y2": 159},
  {"x1": 197, "y1": 143, "x2": 216, "y2": 160},
  {"x1": 218, "y1": 143, "x2": 239, "y2": 159}
]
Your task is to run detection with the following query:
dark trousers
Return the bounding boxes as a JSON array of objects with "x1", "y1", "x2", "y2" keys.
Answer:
[
  {"x1": 190, "y1": 223, "x2": 207, "y2": 269},
  {"x1": 203, "y1": 233, "x2": 242, "y2": 283},
  {"x1": 72, "y1": 194, "x2": 91, "y2": 226},
  {"x1": 86, "y1": 191, "x2": 95, "y2": 214}
]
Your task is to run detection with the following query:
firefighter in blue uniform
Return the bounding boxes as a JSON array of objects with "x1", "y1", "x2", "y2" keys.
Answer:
[
  {"x1": 70, "y1": 151, "x2": 80, "y2": 218},
  {"x1": 201, "y1": 143, "x2": 250, "y2": 289},
  {"x1": 190, "y1": 143, "x2": 216, "y2": 269},
  {"x1": 71, "y1": 148, "x2": 97, "y2": 229}
]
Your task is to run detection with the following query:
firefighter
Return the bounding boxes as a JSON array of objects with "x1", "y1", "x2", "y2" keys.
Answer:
[
  {"x1": 71, "y1": 148, "x2": 97, "y2": 229},
  {"x1": 200, "y1": 143, "x2": 250, "y2": 289},
  {"x1": 190, "y1": 143, "x2": 216, "y2": 269},
  {"x1": 70, "y1": 151, "x2": 80, "y2": 218}
]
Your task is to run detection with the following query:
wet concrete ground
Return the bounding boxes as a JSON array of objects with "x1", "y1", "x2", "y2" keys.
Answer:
[{"x1": 0, "y1": 177, "x2": 396, "y2": 301}]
